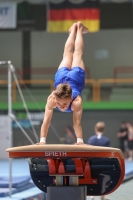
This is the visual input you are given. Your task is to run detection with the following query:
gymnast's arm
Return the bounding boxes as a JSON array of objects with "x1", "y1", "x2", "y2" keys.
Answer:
[
  {"x1": 72, "y1": 96, "x2": 84, "y2": 144},
  {"x1": 37, "y1": 97, "x2": 54, "y2": 145}
]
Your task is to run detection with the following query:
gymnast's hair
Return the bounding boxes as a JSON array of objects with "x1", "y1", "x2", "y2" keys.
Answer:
[{"x1": 54, "y1": 84, "x2": 72, "y2": 99}]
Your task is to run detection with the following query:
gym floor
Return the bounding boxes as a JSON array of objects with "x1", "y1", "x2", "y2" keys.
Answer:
[{"x1": 87, "y1": 178, "x2": 133, "y2": 200}]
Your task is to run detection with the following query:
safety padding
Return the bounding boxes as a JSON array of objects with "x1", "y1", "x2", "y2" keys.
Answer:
[
  {"x1": 0, "y1": 176, "x2": 31, "y2": 188},
  {"x1": 6, "y1": 144, "x2": 125, "y2": 196},
  {"x1": 124, "y1": 160, "x2": 133, "y2": 181},
  {"x1": 0, "y1": 188, "x2": 16, "y2": 197},
  {"x1": 0, "y1": 181, "x2": 35, "y2": 197}
]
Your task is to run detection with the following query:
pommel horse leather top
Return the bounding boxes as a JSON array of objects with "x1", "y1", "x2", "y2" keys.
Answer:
[
  {"x1": 6, "y1": 144, "x2": 123, "y2": 153},
  {"x1": 6, "y1": 145, "x2": 125, "y2": 197},
  {"x1": 6, "y1": 144, "x2": 124, "y2": 159}
]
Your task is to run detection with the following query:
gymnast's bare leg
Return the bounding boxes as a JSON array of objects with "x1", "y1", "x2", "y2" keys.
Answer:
[
  {"x1": 69, "y1": 22, "x2": 88, "y2": 144},
  {"x1": 58, "y1": 23, "x2": 77, "y2": 70},
  {"x1": 72, "y1": 21, "x2": 88, "y2": 70}
]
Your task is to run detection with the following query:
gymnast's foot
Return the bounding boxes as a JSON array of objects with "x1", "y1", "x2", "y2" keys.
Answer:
[
  {"x1": 77, "y1": 21, "x2": 89, "y2": 34},
  {"x1": 69, "y1": 23, "x2": 77, "y2": 34}
]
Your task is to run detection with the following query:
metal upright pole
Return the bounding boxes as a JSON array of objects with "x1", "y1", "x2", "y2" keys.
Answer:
[
  {"x1": 0, "y1": 61, "x2": 36, "y2": 196},
  {"x1": 8, "y1": 61, "x2": 12, "y2": 197},
  {"x1": 0, "y1": 61, "x2": 13, "y2": 196}
]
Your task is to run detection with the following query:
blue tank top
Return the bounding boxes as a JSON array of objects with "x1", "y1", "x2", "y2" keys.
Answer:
[
  {"x1": 54, "y1": 67, "x2": 85, "y2": 113},
  {"x1": 56, "y1": 102, "x2": 73, "y2": 112}
]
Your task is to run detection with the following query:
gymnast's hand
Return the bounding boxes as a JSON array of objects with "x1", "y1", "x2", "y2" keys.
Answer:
[
  {"x1": 74, "y1": 138, "x2": 87, "y2": 145},
  {"x1": 75, "y1": 142, "x2": 87, "y2": 145},
  {"x1": 35, "y1": 142, "x2": 46, "y2": 145},
  {"x1": 35, "y1": 137, "x2": 46, "y2": 145}
]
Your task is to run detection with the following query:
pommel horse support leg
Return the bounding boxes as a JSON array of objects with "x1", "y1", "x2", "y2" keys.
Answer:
[{"x1": 6, "y1": 145, "x2": 125, "y2": 200}]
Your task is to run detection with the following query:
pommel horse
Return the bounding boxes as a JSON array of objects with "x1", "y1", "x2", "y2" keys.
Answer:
[{"x1": 6, "y1": 145, "x2": 125, "y2": 200}]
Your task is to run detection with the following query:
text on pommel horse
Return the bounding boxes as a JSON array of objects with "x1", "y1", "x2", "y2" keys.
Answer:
[{"x1": 45, "y1": 151, "x2": 67, "y2": 157}]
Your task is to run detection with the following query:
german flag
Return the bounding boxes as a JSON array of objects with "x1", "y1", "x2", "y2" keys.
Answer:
[{"x1": 48, "y1": 0, "x2": 100, "y2": 32}]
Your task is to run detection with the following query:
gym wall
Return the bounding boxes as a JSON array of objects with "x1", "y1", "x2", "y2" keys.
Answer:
[
  {"x1": 0, "y1": 29, "x2": 133, "y2": 79},
  {"x1": 12, "y1": 110, "x2": 133, "y2": 148}
]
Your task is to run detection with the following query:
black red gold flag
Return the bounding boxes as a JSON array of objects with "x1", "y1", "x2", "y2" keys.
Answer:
[{"x1": 48, "y1": 0, "x2": 100, "y2": 32}]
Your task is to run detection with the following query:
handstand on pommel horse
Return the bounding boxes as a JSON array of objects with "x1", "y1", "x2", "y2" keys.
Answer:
[
  {"x1": 6, "y1": 144, "x2": 125, "y2": 200},
  {"x1": 6, "y1": 22, "x2": 125, "y2": 199}
]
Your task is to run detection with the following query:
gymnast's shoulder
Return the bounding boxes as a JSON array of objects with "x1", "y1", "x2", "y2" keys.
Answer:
[
  {"x1": 71, "y1": 95, "x2": 82, "y2": 111},
  {"x1": 46, "y1": 92, "x2": 56, "y2": 109}
]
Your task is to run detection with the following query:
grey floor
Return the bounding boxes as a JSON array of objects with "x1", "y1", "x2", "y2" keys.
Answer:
[{"x1": 87, "y1": 178, "x2": 133, "y2": 200}]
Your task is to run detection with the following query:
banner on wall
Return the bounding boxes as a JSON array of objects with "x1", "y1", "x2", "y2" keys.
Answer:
[
  {"x1": 0, "y1": 2, "x2": 17, "y2": 29},
  {"x1": 48, "y1": 0, "x2": 100, "y2": 32}
]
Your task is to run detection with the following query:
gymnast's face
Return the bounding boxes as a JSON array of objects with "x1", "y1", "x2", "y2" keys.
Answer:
[{"x1": 55, "y1": 97, "x2": 72, "y2": 111}]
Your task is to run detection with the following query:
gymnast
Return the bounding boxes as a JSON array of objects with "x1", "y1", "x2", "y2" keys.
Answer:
[{"x1": 37, "y1": 21, "x2": 88, "y2": 145}]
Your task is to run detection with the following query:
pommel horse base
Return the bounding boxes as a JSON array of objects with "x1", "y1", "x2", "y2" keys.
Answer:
[{"x1": 6, "y1": 145, "x2": 125, "y2": 200}]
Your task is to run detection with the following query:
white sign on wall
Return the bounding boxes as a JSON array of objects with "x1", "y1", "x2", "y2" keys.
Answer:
[
  {"x1": 0, "y1": 2, "x2": 17, "y2": 29},
  {"x1": 0, "y1": 115, "x2": 12, "y2": 159},
  {"x1": 95, "y1": 49, "x2": 109, "y2": 60}
]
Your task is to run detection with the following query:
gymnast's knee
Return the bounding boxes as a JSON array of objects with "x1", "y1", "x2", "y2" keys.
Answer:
[
  {"x1": 73, "y1": 51, "x2": 83, "y2": 60},
  {"x1": 63, "y1": 50, "x2": 73, "y2": 59}
]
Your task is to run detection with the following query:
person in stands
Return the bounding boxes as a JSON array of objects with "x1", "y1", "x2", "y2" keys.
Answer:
[{"x1": 126, "y1": 122, "x2": 133, "y2": 161}]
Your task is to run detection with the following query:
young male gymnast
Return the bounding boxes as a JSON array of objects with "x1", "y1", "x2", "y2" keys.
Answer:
[{"x1": 38, "y1": 21, "x2": 88, "y2": 145}]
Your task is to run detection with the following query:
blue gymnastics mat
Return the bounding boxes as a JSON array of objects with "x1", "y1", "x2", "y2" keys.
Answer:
[
  {"x1": 0, "y1": 181, "x2": 35, "y2": 197},
  {"x1": 0, "y1": 187, "x2": 46, "y2": 200},
  {"x1": 0, "y1": 159, "x2": 30, "y2": 177},
  {"x1": 0, "y1": 176, "x2": 31, "y2": 188},
  {"x1": 0, "y1": 159, "x2": 44, "y2": 198},
  {"x1": 124, "y1": 160, "x2": 133, "y2": 181}
]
